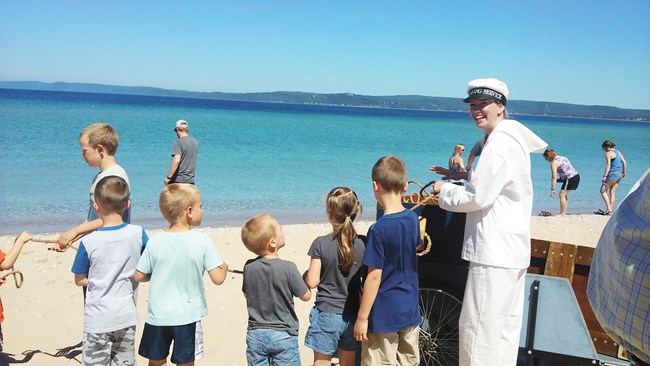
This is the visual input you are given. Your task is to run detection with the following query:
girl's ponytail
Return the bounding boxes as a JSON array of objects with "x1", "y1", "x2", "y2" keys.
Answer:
[{"x1": 327, "y1": 187, "x2": 362, "y2": 275}]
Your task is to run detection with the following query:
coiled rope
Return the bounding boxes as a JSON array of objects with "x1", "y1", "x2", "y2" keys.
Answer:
[
  {"x1": 1, "y1": 268, "x2": 23, "y2": 288},
  {"x1": 404, "y1": 180, "x2": 438, "y2": 257}
]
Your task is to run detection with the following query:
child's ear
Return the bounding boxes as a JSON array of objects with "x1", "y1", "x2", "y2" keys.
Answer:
[
  {"x1": 93, "y1": 201, "x2": 100, "y2": 214},
  {"x1": 403, "y1": 181, "x2": 409, "y2": 193},
  {"x1": 126, "y1": 199, "x2": 131, "y2": 210},
  {"x1": 95, "y1": 144, "x2": 106, "y2": 158},
  {"x1": 181, "y1": 205, "x2": 193, "y2": 225},
  {"x1": 372, "y1": 181, "x2": 379, "y2": 193},
  {"x1": 268, "y1": 238, "x2": 277, "y2": 249}
]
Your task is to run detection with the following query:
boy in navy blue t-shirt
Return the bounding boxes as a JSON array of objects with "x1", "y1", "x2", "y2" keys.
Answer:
[{"x1": 353, "y1": 156, "x2": 420, "y2": 365}]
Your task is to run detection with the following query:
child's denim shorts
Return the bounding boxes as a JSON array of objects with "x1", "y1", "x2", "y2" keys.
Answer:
[
  {"x1": 606, "y1": 171, "x2": 622, "y2": 184},
  {"x1": 246, "y1": 329, "x2": 300, "y2": 366},
  {"x1": 305, "y1": 307, "x2": 359, "y2": 356}
]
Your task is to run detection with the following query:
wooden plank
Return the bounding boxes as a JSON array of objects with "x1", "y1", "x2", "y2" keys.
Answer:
[
  {"x1": 572, "y1": 269, "x2": 603, "y2": 336},
  {"x1": 543, "y1": 242, "x2": 578, "y2": 281},
  {"x1": 530, "y1": 239, "x2": 549, "y2": 259},
  {"x1": 590, "y1": 329, "x2": 620, "y2": 357},
  {"x1": 575, "y1": 246, "x2": 595, "y2": 266}
]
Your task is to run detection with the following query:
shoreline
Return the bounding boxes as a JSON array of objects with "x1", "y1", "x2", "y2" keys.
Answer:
[
  {"x1": 0, "y1": 213, "x2": 610, "y2": 248},
  {"x1": 0, "y1": 204, "x2": 608, "y2": 236},
  {"x1": 0, "y1": 214, "x2": 610, "y2": 365}
]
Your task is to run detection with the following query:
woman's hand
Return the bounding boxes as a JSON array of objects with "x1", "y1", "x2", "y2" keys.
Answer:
[
  {"x1": 429, "y1": 165, "x2": 451, "y2": 175},
  {"x1": 430, "y1": 166, "x2": 469, "y2": 181}
]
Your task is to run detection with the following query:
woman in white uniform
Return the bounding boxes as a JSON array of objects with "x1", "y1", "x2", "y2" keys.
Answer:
[{"x1": 431, "y1": 78, "x2": 547, "y2": 366}]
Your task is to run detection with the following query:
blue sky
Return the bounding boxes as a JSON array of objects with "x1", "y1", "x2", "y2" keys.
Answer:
[{"x1": 1, "y1": 1, "x2": 648, "y2": 109}]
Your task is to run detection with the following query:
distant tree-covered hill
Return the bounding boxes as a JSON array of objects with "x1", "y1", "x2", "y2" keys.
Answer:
[{"x1": 1, "y1": 81, "x2": 648, "y2": 121}]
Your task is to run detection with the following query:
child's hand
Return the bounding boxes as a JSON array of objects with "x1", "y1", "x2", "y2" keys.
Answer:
[
  {"x1": 48, "y1": 243, "x2": 69, "y2": 252},
  {"x1": 51, "y1": 230, "x2": 76, "y2": 252},
  {"x1": 354, "y1": 318, "x2": 369, "y2": 342}
]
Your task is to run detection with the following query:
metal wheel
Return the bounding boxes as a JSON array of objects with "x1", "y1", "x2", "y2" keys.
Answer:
[{"x1": 419, "y1": 287, "x2": 462, "y2": 366}]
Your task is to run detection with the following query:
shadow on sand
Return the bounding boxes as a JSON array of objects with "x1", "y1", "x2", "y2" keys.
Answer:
[{"x1": 0, "y1": 341, "x2": 82, "y2": 365}]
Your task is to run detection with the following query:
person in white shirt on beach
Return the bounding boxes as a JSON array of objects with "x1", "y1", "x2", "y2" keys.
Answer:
[{"x1": 431, "y1": 78, "x2": 547, "y2": 366}]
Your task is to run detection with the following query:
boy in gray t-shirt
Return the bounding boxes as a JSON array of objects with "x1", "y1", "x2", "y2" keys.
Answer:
[{"x1": 241, "y1": 214, "x2": 311, "y2": 366}]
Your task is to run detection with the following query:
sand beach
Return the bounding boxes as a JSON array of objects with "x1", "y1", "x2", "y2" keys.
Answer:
[{"x1": 0, "y1": 214, "x2": 610, "y2": 365}]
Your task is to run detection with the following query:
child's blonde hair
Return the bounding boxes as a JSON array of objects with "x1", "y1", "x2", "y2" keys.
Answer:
[
  {"x1": 372, "y1": 155, "x2": 407, "y2": 193},
  {"x1": 159, "y1": 184, "x2": 200, "y2": 224},
  {"x1": 94, "y1": 176, "x2": 130, "y2": 215},
  {"x1": 241, "y1": 214, "x2": 278, "y2": 256},
  {"x1": 327, "y1": 187, "x2": 362, "y2": 275},
  {"x1": 453, "y1": 144, "x2": 465, "y2": 155},
  {"x1": 79, "y1": 122, "x2": 119, "y2": 155}
]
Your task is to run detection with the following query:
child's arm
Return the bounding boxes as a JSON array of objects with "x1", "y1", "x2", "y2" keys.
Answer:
[
  {"x1": 354, "y1": 266, "x2": 382, "y2": 342},
  {"x1": 74, "y1": 274, "x2": 89, "y2": 287},
  {"x1": 0, "y1": 232, "x2": 33, "y2": 270},
  {"x1": 53, "y1": 218, "x2": 103, "y2": 251},
  {"x1": 602, "y1": 152, "x2": 612, "y2": 182},
  {"x1": 298, "y1": 288, "x2": 311, "y2": 301},
  {"x1": 290, "y1": 263, "x2": 311, "y2": 301},
  {"x1": 133, "y1": 270, "x2": 150, "y2": 283},
  {"x1": 207, "y1": 262, "x2": 229, "y2": 285},
  {"x1": 303, "y1": 258, "x2": 321, "y2": 289}
]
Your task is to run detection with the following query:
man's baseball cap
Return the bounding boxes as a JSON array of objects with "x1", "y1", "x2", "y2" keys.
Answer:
[
  {"x1": 174, "y1": 119, "x2": 188, "y2": 130},
  {"x1": 463, "y1": 78, "x2": 509, "y2": 106}
]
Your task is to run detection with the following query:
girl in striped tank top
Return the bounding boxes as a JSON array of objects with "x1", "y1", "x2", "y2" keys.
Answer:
[{"x1": 543, "y1": 149, "x2": 580, "y2": 217}]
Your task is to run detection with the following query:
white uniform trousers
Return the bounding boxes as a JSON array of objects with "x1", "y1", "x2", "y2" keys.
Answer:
[{"x1": 459, "y1": 262, "x2": 526, "y2": 366}]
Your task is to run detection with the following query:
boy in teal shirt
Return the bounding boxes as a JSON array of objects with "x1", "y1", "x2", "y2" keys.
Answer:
[{"x1": 134, "y1": 184, "x2": 228, "y2": 365}]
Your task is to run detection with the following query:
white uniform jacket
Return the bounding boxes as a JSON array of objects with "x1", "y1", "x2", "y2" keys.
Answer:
[{"x1": 438, "y1": 119, "x2": 547, "y2": 269}]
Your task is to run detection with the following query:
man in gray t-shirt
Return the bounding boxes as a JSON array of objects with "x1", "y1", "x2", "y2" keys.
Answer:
[{"x1": 164, "y1": 119, "x2": 199, "y2": 185}]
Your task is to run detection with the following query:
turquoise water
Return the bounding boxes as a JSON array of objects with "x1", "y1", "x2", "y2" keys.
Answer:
[{"x1": 1, "y1": 89, "x2": 649, "y2": 234}]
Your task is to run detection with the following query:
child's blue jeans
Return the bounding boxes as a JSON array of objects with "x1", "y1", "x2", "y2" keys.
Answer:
[{"x1": 246, "y1": 329, "x2": 300, "y2": 366}]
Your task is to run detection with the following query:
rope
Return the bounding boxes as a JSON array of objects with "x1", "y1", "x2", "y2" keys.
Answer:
[
  {"x1": 416, "y1": 217, "x2": 432, "y2": 257},
  {"x1": 417, "y1": 232, "x2": 432, "y2": 257},
  {"x1": 30, "y1": 235, "x2": 82, "y2": 251},
  {"x1": 403, "y1": 180, "x2": 439, "y2": 211},
  {"x1": 1, "y1": 233, "x2": 85, "y2": 289},
  {"x1": 408, "y1": 194, "x2": 438, "y2": 212},
  {"x1": 405, "y1": 180, "x2": 436, "y2": 257},
  {"x1": 1, "y1": 268, "x2": 24, "y2": 288}
]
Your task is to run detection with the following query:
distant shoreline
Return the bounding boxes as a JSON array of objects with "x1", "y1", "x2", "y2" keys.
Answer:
[{"x1": 1, "y1": 81, "x2": 648, "y2": 121}]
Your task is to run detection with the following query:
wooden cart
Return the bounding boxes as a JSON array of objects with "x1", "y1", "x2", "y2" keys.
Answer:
[{"x1": 379, "y1": 193, "x2": 625, "y2": 365}]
